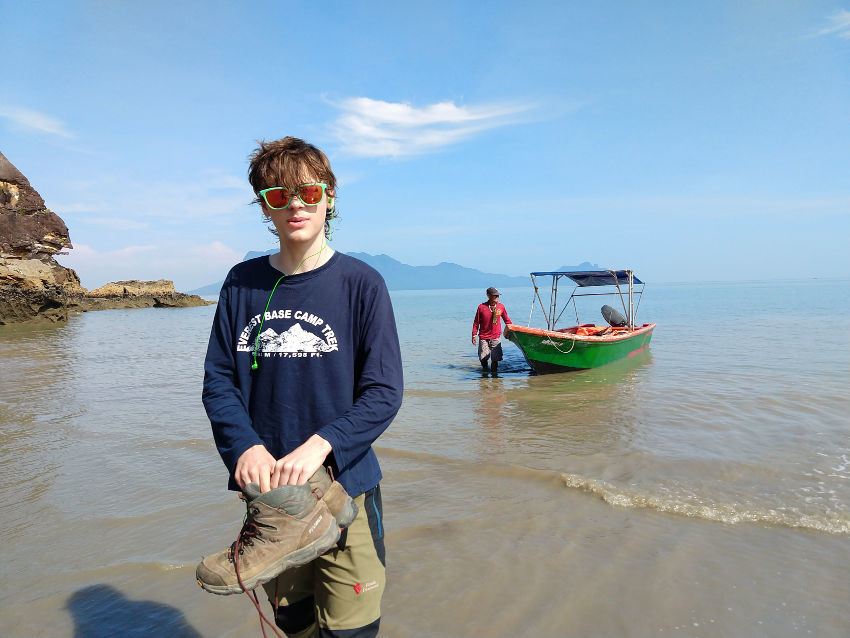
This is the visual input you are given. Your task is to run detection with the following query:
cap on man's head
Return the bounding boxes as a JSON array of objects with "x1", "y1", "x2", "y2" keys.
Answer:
[{"x1": 486, "y1": 287, "x2": 500, "y2": 296}]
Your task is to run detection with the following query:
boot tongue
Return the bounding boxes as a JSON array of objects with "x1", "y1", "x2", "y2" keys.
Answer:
[
  {"x1": 307, "y1": 466, "x2": 332, "y2": 493},
  {"x1": 243, "y1": 483, "x2": 263, "y2": 500},
  {"x1": 245, "y1": 483, "x2": 313, "y2": 515}
]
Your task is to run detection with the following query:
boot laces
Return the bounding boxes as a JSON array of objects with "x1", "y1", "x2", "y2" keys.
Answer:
[
  {"x1": 227, "y1": 505, "x2": 285, "y2": 638},
  {"x1": 227, "y1": 506, "x2": 266, "y2": 562}
]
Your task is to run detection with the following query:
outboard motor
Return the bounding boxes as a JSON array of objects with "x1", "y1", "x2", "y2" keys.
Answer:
[{"x1": 601, "y1": 304, "x2": 627, "y2": 327}]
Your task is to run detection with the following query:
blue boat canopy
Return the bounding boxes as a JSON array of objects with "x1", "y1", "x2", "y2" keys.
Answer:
[{"x1": 530, "y1": 270, "x2": 643, "y2": 287}]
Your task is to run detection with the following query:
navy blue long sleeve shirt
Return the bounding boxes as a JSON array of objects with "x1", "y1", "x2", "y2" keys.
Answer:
[{"x1": 202, "y1": 252, "x2": 403, "y2": 497}]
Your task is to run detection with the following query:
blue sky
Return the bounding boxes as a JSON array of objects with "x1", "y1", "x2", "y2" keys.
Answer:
[{"x1": 1, "y1": 1, "x2": 848, "y2": 290}]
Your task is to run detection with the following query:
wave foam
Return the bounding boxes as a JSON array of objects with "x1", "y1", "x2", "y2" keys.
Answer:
[{"x1": 558, "y1": 472, "x2": 850, "y2": 535}]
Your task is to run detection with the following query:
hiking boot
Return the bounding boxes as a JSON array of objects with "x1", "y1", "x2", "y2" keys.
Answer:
[
  {"x1": 196, "y1": 483, "x2": 339, "y2": 595},
  {"x1": 308, "y1": 466, "x2": 358, "y2": 529}
]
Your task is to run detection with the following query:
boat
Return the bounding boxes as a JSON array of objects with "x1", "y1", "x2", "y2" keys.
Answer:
[{"x1": 504, "y1": 269, "x2": 655, "y2": 374}]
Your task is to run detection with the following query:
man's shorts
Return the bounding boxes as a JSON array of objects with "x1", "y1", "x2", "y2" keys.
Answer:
[
  {"x1": 263, "y1": 485, "x2": 385, "y2": 636},
  {"x1": 478, "y1": 337, "x2": 503, "y2": 363}
]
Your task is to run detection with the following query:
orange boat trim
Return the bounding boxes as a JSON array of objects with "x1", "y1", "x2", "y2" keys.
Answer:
[{"x1": 508, "y1": 323, "x2": 656, "y2": 343}]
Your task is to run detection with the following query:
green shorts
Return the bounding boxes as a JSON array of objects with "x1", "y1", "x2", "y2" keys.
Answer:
[{"x1": 262, "y1": 485, "x2": 386, "y2": 636}]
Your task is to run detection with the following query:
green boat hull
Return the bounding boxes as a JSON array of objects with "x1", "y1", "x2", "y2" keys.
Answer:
[{"x1": 505, "y1": 324, "x2": 655, "y2": 374}]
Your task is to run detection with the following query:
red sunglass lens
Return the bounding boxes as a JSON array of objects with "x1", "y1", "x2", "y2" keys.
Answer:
[
  {"x1": 298, "y1": 185, "x2": 323, "y2": 205},
  {"x1": 264, "y1": 189, "x2": 290, "y2": 208}
]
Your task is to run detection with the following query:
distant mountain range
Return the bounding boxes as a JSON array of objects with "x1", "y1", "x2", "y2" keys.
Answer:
[{"x1": 189, "y1": 250, "x2": 604, "y2": 295}]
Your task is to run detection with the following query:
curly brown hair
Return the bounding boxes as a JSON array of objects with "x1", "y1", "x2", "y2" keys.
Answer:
[{"x1": 248, "y1": 137, "x2": 338, "y2": 239}]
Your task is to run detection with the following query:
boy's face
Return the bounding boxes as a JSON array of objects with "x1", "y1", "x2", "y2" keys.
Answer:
[{"x1": 261, "y1": 173, "x2": 333, "y2": 248}]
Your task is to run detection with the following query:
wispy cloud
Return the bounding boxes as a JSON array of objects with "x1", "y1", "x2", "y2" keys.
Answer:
[
  {"x1": 187, "y1": 241, "x2": 242, "y2": 262},
  {"x1": 330, "y1": 97, "x2": 534, "y2": 157},
  {"x1": 52, "y1": 170, "x2": 253, "y2": 223},
  {"x1": 57, "y1": 240, "x2": 243, "y2": 290},
  {"x1": 81, "y1": 218, "x2": 149, "y2": 231},
  {"x1": 126, "y1": 172, "x2": 253, "y2": 221},
  {"x1": 113, "y1": 244, "x2": 157, "y2": 256},
  {"x1": 819, "y1": 10, "x2": 850, "y2": 39},
  {"x1": 0, "y1": 105, "x2": 74, "y2": 138}
]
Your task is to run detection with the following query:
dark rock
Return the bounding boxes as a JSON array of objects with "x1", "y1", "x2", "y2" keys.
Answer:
[
  {"x1": 0, "y1": 151, "x2": 81, "y2": 324},
  {"x1": 0, "y1": 151, "x2": 212, "y2": 325},
  {"x1": 0, "y1": 150, "x2": 47, "y2": 213},
  {"x1": 0, "y1": 284, "x2": 69, "y2": 323},
  {"x1": 0, "y1": 151, "x2": 71, "y2": 259}
]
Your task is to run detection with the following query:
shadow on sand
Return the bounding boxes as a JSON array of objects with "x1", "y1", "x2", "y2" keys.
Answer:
[{"x1": 66, "y1": 584, "x2": 203, "y2": 638}]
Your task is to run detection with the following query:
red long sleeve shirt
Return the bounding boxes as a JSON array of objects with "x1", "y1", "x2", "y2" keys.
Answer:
[{"x1": 472, "y1": 302, "x2": 512, "y2": 339}]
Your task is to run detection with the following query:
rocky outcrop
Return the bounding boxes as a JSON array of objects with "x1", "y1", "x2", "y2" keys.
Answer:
[
  {"x1": 0, "y1": 151, "x2": 211, "y2": 325},
  {"x1": 75, "y1": 279, "x2": 211, "y2": 312},
  {"x1": 87, "y1": 279, "x2": 178, "y2": 298},
  {"x1": 0, "y1": 150, "x2": 83, "y2": 323}
]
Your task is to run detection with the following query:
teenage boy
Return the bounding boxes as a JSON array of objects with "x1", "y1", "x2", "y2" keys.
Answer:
[
  {"x1": 472, "y1": 286, "x2": 512, "y2": 376},
  {"x1": 201, "y1": 137, "x2": 403, "y2": 637}
]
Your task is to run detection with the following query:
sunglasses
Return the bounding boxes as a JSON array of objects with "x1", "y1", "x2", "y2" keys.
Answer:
[{"x1": 258, "y1": 183, "x2": 328, "y2": 209}]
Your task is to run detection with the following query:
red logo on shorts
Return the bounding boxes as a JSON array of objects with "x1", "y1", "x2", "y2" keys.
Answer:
[{"x1": 353, "y1": 583, "x2": 363, "y2": 595}]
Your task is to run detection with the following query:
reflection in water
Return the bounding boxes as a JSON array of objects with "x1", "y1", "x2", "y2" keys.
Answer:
[
  {"x1": 66, "y1": 584, "x2": 202, "y2": 638},
  {"x1": 469, "y1": 349, "x2": 653, "y2": 464},
  {"x1": 471, "y1": 378, "x2": 510, "y2": 454},
  {"x1": 0, "y1": 320, "x2": 83, "y2": 539}
]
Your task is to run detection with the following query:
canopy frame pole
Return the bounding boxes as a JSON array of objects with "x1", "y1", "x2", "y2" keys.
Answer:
[
  {"x1": 633, "y1": 281, "x2": 645, "y2": 324},
  {"x1": 609, "y1": 269, "x2": 629, "y2": 323},
  {"x1": 526, "y1": 270, "x2": 645, "y2": 331},
  {"x1": 530, "y1": 274, "x2": 551, "y2": 329},
  {"x1": 554, "y1": 284, "x2": 579, "y2": 328},
  {"x1": 549, "y1": 276, "x2": 559, "y2": 331}
]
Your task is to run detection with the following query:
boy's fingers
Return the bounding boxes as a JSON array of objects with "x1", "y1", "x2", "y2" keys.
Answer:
[
  {"x1": 258, "y1": 470, "x2": 271, "y2": 494},
  {"x1": 278, "y1": 465, "x2": 292, "y2": 486},
  {"x1": 280, "y1": 463, "x2": 308, "y2": 486}
]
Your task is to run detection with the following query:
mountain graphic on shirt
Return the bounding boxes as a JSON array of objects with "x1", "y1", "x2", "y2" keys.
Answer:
[{"x1": 258, "y1": 323, "x2": 334, "y2": 353}]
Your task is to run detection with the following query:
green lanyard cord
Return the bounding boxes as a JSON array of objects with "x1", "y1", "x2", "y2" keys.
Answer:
[
  {"x1": 251, "y1": 273, "x2": 287, "y2": 370},
  {"x1": 251, "y1": 243, "x2": 327, "y2": 371}
]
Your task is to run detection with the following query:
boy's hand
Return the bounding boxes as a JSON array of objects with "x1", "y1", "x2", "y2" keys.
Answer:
[
  {"x1": 234, "y1": 444, "x2": 277, "y2": 493},
  {"x1": 471, "y1": 335, "x2": 477, "y2": 345},
  {"x1": 272, "y1": 434, "x2": 333, "y2": 488}
]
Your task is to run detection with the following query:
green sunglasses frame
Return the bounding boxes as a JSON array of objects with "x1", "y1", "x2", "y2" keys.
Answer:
[{"x1": 258, "y1": 182, "x2": 329, "y2": 209}]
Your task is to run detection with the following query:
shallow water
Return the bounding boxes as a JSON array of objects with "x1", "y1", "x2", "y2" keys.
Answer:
[{"x1": 0, "y1": 279, "x2": 848, "y2": 637}]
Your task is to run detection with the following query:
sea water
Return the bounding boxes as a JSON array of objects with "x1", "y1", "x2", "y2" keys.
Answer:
[{"x1": 0, "y1": 279, "x2": 848, "y2": 637}]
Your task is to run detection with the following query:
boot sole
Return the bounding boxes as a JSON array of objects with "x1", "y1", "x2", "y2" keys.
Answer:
[{"x1": 197, "y1": 520, "x2": 341, "y2": 596}]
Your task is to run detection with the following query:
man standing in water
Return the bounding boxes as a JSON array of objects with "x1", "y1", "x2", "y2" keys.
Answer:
[
  {"x1": 472, "y1": 287, "x2": 512, "y2": 376},
  {"x1": 201, "y1": 137, "x2": 403, "y2": 637}
]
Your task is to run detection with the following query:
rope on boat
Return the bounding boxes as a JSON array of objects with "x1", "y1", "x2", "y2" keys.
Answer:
[{"x1": 546, "y1": 331, "x2": 577, "y2": 355}]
